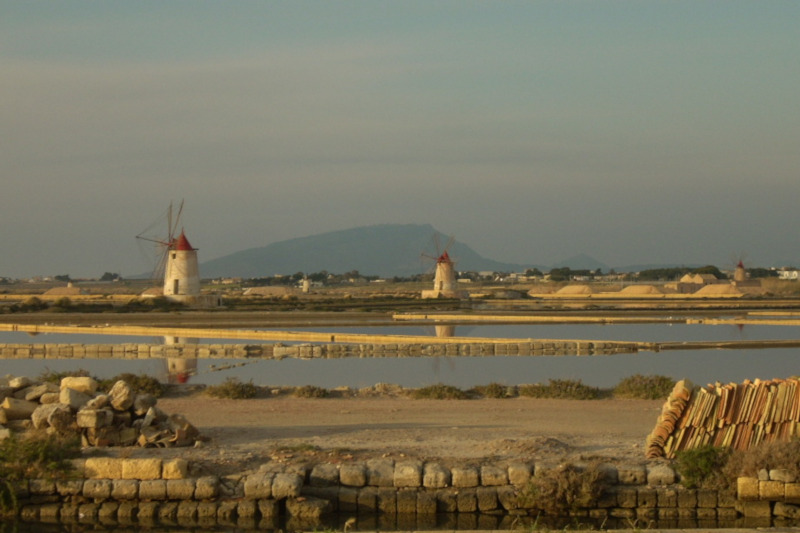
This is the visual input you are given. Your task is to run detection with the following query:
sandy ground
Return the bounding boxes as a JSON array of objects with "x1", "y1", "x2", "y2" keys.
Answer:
[{"x1": 130, "y1": 394, "x2": 666, "y2": 475}]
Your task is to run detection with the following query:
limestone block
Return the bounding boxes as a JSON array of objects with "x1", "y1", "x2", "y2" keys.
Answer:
[
  {"x1": 111, "y1": 479, "x2": 139, "y2": 500},
  {"x1": 396, "y1": 488, "x2": 417, "y2": 513},
  {"x1": 137, "y1": 501, "x2": 159, "y2": 521},
  {"x1": 133, "y1": 393, "x2": 157, "y2": 416},
  {"x1": 177, "y1": 500, "x2": 199, "y2": 521},
  {"x1": 8, "y1": 376, "x2": 32, "y2": 390},
  {"x1": 47, "y1": 404, "x2": 74, "y2": 431},
  {"x1": 0, "y1": 427, "x2": 9, "y2": 441},
  {"x1": 616, "y1": 487, "x2": 638, "y2": 508},
  {"x1": 85, "y1": 394, "x2": 109, "y2": 410},
  {"x1": 637, "y1": 487, "x2": 657, "y2": 508},
  {"x1": 28, "y1": 478, "x2": 55, "y2": 495},
  {"x1": 508, "y1": 463, "x2": 532, "y2": 486},
  {"x1": 122, "y1": 458, "x2": 162, "y2": 480},
  {"x1": 774, "y1": 502, "x2": 800, "y2": 519},
  {"x1": 366, "y1": 459, "x2": 394, "y2": 487},
  {"x1": 457, "y1": 488, "x2": 477, "y2": 512},
  {"x1": 39, "y1": 392, "x2": 60, "y2": 404},
  {"x1": 107, "y1": 380, "x2": 135, "y2": 411},
  {"x1": 139, "y1": 480, "x2": 167, "y2": 500},
  {"x1": 76, "y1": 408, "x2": 114, "y2": 429},
  {"x1": 423, "y1": 462, "x2": 450, "y2": 488},
  {"x1": 377, "y1": 487, "x2": 397, "y2": 513},
  {"x1": 196, "y1": 501, "x2": 218, "y2": 519},
  {"x1": 56, "y1": 479, "x2": 84, "y2": 496},
  {"x1": 338, "y1": 486, "x2": 358, "y2": 512},
  {"x1": 497, "y1": 485, "x2": 519, "y2": 511},
  {"x1": 194, "y1": 476, "x2": 220, "y2": 500},
  {"x1": 481, "y1": 465, "x2": 508, "y2": 486},
  {"x1": 285, "y1": 496, "x2": 331, "y2": 518},
  {"x1": 477, "y1": 486, "x2": 499, "y2": 511},
  {"x1": 357, "y1": 486, "x2": 378, "y2": 512},
  {"x1": 394, "y1": 460, "x2": 422, "y2": 487},
  {"x1": 760, "y1": 480, "x2": 785, "y2": 500},
  {"x1": 272, "y1": 472, "x2": 302, "y2": 499},
  {"x1": 162, "y1": 458, "x2": 189, "y2": 479},
  {"x1": 244, "y1": 473, "x2": 273, "y2": 499},
  {"x1": 237, "y1": 499, "x2": 257, "y2": 518},
  {"x1": 77, "y1": 503, "x2": 99, "y2": 523},
  {"x1": 417, "y1": 490, "x2": 437, "y2": 514},
  {"x1": 771, "y1": 468, "x2": 797, "y2": 483},
  {"x1": 309, "y1": 463, "x2": 339, "y2": 487},
  {"x1": 19, "y1": 383, "x2": 57, "y2": 402},
  {"x1": 696, "y1": 507, "x2": 716, "y2": 520},
  {"x1": 738, "y1": 477, "x2": 760, "y2": 501},
  {"x1": 31, "y1": 403, "x2": 60, "y2": 429},
  {"x1": 339, "y1": 463, "x2": 367, "y2": 487},
  {"x1": 677, "y1": 488, "x2": 697, "y2": 509},
  {"x1": 60, "y1": 376, "x2": 98, "y2": 395},
  {"x1": 83, "y1": 479, "x2": 112, "y2": 500},
  {"x1": 167, "y1": 479, "x2": 195, "y2": 499},
  {"x1": 697, "y1": 488, "x2": 717, "y2": 508},
  {"x1": 735, "y1": 499, "x2": 772, "y2": 518},
  {"x1": 157, "y1": 501, "x2": 178, "y2": 521},
  {"x1": 451, "y1": 466, "x2": 479, "y2": 487},
  {"x1": 258, "y1": 499, "x2": 279, "y2": 519},
  {"x1": 85, "y1": 457, "x2": 122, "y2": 479},
  {"x1": 1, "y1": 397, "x2": 37, "y2": 419},
  {"x1": 436, "y1": 488, "x2": 458, "y2": 513},
  {"x1": 59, "y1": 387, "x2": 92, "y2": 411},
  {"x1": 647, "y1": 464, "x2": 675, "y2": 485}
]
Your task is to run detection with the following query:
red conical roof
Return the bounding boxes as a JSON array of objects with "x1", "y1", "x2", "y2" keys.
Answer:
[{"x1": 173, "y1": 231, "x2": 194, "y2": 251}]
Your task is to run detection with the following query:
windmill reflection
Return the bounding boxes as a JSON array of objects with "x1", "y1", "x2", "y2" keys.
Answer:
[{"x1": 162, "y1": 336, "x2": 198, "y2": 384}]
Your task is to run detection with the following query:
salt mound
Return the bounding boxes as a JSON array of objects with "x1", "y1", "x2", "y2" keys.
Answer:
[
  {"x1": 620, "y1": 285, "x2": 663, "y2": 295},
  {"x1": 692, "y1": 284, "x2": 744, "y2": 297},
  {"x1": 555, "y1": 285, "x2": 593, "y2": 295}
]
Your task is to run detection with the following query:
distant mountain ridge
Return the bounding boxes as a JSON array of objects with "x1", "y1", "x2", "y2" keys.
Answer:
[{"x1": 199, "y1": 224, "x2": 535, "y2": 279}]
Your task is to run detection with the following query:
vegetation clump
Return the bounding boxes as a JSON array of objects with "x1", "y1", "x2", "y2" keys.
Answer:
[
  {"x1": 412, "y1": 383, "x2": 468, "y2": 400},
  {"x1": 205, "y1": 378, "x2": 259, "y2": 399},
  {"x1": 519, "y1": 379, "x2": 600, "y2": 400},
  {"x1": 294, "y1": 385, "x2": 329, "y2": 398},
  {"x1": 1, "y1": 433, "x2": 81, "y2": 514},
  {"x1": 613, "y1": 374, "x2": 675, "y2": 399},
  {"x1": 674, "y1": 445, "x2": 731, "y2": 489},
  {"x1": 99, "y1": 373, "x2": 165, "y2": 398},
  {"x1": 516, "y1": 462, "x2": 609, "y2": 514},
  {"x1": 471, "y1": 382, "x2": 515, "y2": 398}
]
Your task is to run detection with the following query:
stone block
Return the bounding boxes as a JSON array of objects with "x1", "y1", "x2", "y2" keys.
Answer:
[
  {"x1": 339, "y1": 463, "x2": 366, "y2": 487},
  {"x1": 139, "y1": 479, "x2": 167, "y2": 500},
  {"x1": 59, "y1": 387, "x2": 91, "y2": 410},
  {"x1": 507, "y1": 463, "x2": 532, "y2": 486},
  {"x1": 417, "y1": 490, "x2": 437, "y2": 514},
  {"x1": 786, "y1": 482, "x2": 800, "y2": 503},
  {"x1": 158, "y1": 501, "x2": 178, "y2": 521},
  {"x1": 162, "y1": 458, "x2": 189, "y2": 480},
  {"x1": 457, "y1": 488, "x2": 477, "y2": 512},
  {"x1": 774, "y1": 501, "x2": 800, "y2": 519},
  {"x1": 237, "y1": 499, "x2": 257, "y2": 518},
  {"x1": 480, "y1": 464, "x2": 507, "y2": 486},
  {"x1": 177, "y1": 500, "x2": 199, "y2": 521},
  {"x1": 677, "y1": 488, "x2": 697, "y2": 508},
  {"x1": 272, "y1": 472, "x2": 302, "y2": 499},
  {"x1": 1, "y1": 397, "x2": 37, "y2": 419},
  {"x1": 477, "y1": 486, "x2": 498, "y2": 511},
  {"x1": 637, "y1": 487, "x2": 657, "y2": 507},
  {"x1": 357, "y1": 486, "x2": 378, "y2": 512},
  {"x1": 60, "y1": 376, "x2": 98, "y2": 395},
  {"x1": 56, "y1": 479, "x2": 84, "y2": 496},
  {"x1": 111, "y1": 479, "x2": 139, "y2": 500},
  {"x1": 108, "y1": 380, "x2": 135, "y2": 411},
  {"x1": 436, "y1": 488, "x2": 457, "y2": 512},
  {"x1": 309, "y1": 463, "x2": 339, "y2": 487},
  {"x1": 423, "y1": 462, "x2": 450, "y2": 488},
  {"x1": 451, "y1": 466, "x2": 479, "y2": 487},
  {"x1": 258, "y1": 499, "x2": 279, "y2": 519},
  {"x1": 736, "y1": 500, "x2": 772, "y2": 518},
  {"x1": 616, "y1": 487, "x2": 638, "y2": 508},
  {"x1": 244, "y1": 473, "x2": 273, "y2": 499},
  {"x1": 760, "y1": 480, "x2": 785, "y2": 500},
  {"x1": 122, "y1": 458, "x2": 162, "y2": 480},
  {"x1": 696, "y1": 507, "x2": 716, "y2": 520},
  {"x1": 194, "y1": 476, "x2": 219, "y2": 500},
  {"x1": 394, "y1": 460, "x2": 422, "y2": 487},
  {"x1": 771, "y1": 468, "x2": 797, "y2": 483},
  {"x1": 197, "y1": 501, "x2": 218, "y2": 519},
  {"x1": 366, "y1": 459, "x2": 394, "y2": 486},
  {"x1": 377, "y1": 487, "x2": 396, "y2": 513},
  {"x1": 647, "y1": 464, "x2": 675, "y2": 485},
  {"x1": 338, "y1": 486, "x2": 358, "y2": 512},
  {"x1": 28, "y1": 478, "x2": 55, "y2": 495},
  {"x1": 285, "y1": 495, "x2": 331, "y2": 518},
  {"x1": 83, "y1": 479, "x2": 112, "y2": 500},
  {"x1": 76, "y1": 408, "x2": 114, "y2": 429},
  {"x1": 167, "y1": 479, "x2": 195, "y2": 499},
  {"x1": 738, "y1": 477, "x2": 760, "y2": 501},
  {"x1": 84, "y1": 457, "x2": 122, "y2": 479},
  {"x1": 697, "y1": 488, "x2": 717, "y2": 508},
  {"x1": 396, "y1": 488, "x2": 417, "y2": 513}
]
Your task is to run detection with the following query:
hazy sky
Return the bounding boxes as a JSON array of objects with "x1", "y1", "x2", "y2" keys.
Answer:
[{"x1": 3, "y1": 1, "x2": 799, "y2": 278}]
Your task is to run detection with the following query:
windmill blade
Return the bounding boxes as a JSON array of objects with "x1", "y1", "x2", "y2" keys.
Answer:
[
  {"x1": 440, "y1": 235, "x2": 455, "y2": 255},
  {"x1": 172, "y1": 199, "x2": 184, "y2": 241}
]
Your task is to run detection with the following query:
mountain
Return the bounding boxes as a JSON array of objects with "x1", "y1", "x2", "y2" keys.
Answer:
[{"x1": 199, "y1": 224, "x2": 535, "y2": 279}]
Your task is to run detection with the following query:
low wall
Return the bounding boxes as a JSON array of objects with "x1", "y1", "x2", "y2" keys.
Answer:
[
  {"x1": 7, "y1": 457, "x2": 800, "y2": 529},
  {"x1": 0, "y1": 340, "x2": 636, "y2": 360}
]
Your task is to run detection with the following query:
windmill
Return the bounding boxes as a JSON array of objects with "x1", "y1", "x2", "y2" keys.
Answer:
[
  {"x1": 135, "y1": 201, "x2": 218, "y2": 306},
  {"x1": 420, "y1": 234, "x2": 467, "y2": 299}
]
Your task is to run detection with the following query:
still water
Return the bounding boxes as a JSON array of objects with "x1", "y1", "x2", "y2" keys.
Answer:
[{"x1": 1, "y1": 323, "x2": 799, "y2": 389}]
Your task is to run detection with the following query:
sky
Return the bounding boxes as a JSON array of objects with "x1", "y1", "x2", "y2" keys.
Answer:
[{"x1": 2, "y1": 1, "x2": 799, "y2": 278}]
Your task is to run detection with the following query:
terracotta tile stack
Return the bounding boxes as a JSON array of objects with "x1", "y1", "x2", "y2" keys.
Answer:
[{"x1": 646, "y1": 377, "x2": 800, "y2": 459}]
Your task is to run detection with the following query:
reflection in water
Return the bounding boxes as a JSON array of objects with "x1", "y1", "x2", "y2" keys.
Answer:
[
  {"x1": 434, "y1": 324, "x2": 455, "y2": 338},
  {"x1": 163, "y1": 337, "x2": 198, "y2": 384}
]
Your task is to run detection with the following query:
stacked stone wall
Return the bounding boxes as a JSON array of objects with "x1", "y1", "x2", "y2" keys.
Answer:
[
  {"x1": 8, "y1": 458, "x2": 800, "y2": 529},
  {"x1": 0, "y1": 340, "x2": 636, "y2": 361}
]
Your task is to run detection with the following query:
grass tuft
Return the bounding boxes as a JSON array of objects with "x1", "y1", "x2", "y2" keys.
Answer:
[
  {"x1": 613, "y1": 374, "x2": 675, "y2": 400},
  {"x1": 294, "y1": 385, "x2": 329, "y2": 398},
  {"x1": 412, "y1": 383, "x2": 468, "y2": 400},
  {"x1": 205, "y1": 377, "x2": 259, "y2": 399},
  {"x1": 518, "y1": 379, "x2": 600, "y2": 400}
]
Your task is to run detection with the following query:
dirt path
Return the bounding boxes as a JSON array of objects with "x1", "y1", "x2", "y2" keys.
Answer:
[{"x1": 146, "y1": 395, "x2": 664, "y2": 475}]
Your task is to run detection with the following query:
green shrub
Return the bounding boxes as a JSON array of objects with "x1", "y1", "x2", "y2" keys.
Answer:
[
  {"x1": 675, "y1": 445, "x2": 730, "y2": 489},
  {"x1": 519, "y1": 379, "x2": 600, "y2": 400},
  {"x1": 206, "y1": 378, "x2": 259, "y2": 399},
  {"x1": 613, "y1": 374, "x2": 676, "y2": 399},
  {"x1": 294, "y1": 385, "x2": 329, "y2": 398},
  {"x1": 412, "y1": 383, "x2": 468, "y2": 400},
  {"x1": 38, "y1": 368, "x2": 91, "y2": 384}
]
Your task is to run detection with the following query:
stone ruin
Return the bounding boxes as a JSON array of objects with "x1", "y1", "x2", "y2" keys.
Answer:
[{"x1": 0, "y1": 374, "x2": 200, "y2": 448}]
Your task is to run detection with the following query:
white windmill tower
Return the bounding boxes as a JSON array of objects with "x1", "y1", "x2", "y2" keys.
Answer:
[
  {"x1": 420, "y1": 235, "x2": 468, "y2": 299},
  {"x1": 136, "y1": 201, "x2": 221, "y2": 307}
]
